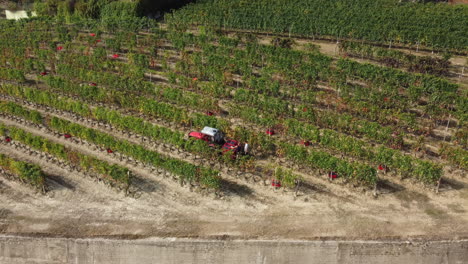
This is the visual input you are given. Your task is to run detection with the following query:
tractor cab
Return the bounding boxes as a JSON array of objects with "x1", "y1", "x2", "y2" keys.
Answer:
[{"x1": 200, "y1": 126, "x2": 225, "y2": 145}]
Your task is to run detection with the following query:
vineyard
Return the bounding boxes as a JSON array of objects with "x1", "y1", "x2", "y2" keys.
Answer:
[
  {"x1": 169, "y1": 0, "x2": 468, "y2": 52},
  {"x1": 0, "y1": 0, "x2": 467, "y2": 240}
]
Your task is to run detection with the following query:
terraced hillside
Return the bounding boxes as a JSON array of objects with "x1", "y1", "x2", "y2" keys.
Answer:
[{"x1": 0, "y1": 0, "x2": 467, "y2": 240}]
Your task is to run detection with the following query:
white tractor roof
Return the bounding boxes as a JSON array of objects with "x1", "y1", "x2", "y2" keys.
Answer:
[{"x1": 201, "y1": 126, "x2": 219, "y2": 137}]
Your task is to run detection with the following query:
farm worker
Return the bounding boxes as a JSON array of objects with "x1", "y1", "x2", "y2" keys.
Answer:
[
  {"x1": 235, "y1": 145, "x2": 242, "y2": 155},
  {"x1": 244, "y1": 143, "x2": 249, "y2": 154}
]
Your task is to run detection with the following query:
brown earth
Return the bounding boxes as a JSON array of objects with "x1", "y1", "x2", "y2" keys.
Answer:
[{"x1": 449, "y1": 0, "x2": 468, "y2": 4}]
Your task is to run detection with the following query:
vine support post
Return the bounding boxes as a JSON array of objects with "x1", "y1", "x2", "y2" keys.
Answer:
[
  {"x1": 361, "y1": 40, "x2": 364, "y2": 59},
  {"x1": 125, "y1": 170, "x2": 131, "y2": 196},
  {"x1": 373, "y1": 180, "x2": 378, "y2": 198},
  {"x1": 334, "y1": 38, "x2": 339, "y2": 55},
  {"x1": 294, "y1": 178, "x2": 301, "y2": 196},
  {"x1": 459, "y1": 66, "x2": 465, "y2": 82},
  {"x1": 443, "y1": 113, "x2": 451, "y2": 141},
  {"x1": 436, "y1": 177, "x2": 442, "y2": 194}
]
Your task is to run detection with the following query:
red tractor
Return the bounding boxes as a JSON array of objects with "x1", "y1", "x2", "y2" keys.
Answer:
[
  {"x1": 188, "y1": 126, "x2": 241, "y2": 158},
  {"x1": 188, "y1": 131, "x2": 216, "y2": 148}
]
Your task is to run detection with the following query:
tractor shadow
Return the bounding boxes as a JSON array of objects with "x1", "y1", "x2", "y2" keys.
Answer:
[
  {"x1": 377, "y1": 179, "x2": 404, "y2": 195},
  {"x1": 437, "y1": 178, "x2": 466, "y2": 193},
  {"x1": 46, "y1": 174, "x2": 76, "y2": 191},
  {"x1": 221, "y1": 179, "x2": 254, "y2": 198},
  {"x1": 131, "y1": 176, "x2": 161, "y2": 194},
  {"x1": 300, "y1": 181, "x2": 327, "y2": 195}
]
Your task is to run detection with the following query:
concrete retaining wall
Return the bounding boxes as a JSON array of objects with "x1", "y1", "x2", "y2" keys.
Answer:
[{"x1": 0, "y1": 236, "x2": 467, "y2": 264}]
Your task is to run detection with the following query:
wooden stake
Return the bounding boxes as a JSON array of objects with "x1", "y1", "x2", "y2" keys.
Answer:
[
  {"x1": 125, "y1": 170, "x2": 131, "y2": 196},
  {"x1": 373, "y1": 181, "x2": 378, "y2": 197},
  {"x1": 459, "y1": 66, "x2": 465, "y2": 82},
  {"x1": 443, "y1": 114, "x2": 451, "y2": 141},
  {"x1": 294, "y1": 179, "x2": 301, "y2": 196},
  {"x1": 436, "y1": 177, "x2": 442, "y2": 194}
]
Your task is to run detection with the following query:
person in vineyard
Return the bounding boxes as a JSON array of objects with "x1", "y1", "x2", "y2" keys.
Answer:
[
  {"x1": 328, "y1": 171, "x2": 338, "y2": 181},
  {"x1": 235, "y1": 145, "x2": 243, "y2": 156}
]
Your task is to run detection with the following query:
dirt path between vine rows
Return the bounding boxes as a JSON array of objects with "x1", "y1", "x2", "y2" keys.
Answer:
[{"x1": 1, "y1": 114, "x2": 468, "y2": 240}]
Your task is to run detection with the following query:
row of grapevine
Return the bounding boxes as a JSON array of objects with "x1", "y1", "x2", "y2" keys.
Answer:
[
  {"x1": 273, "y1": 167, "x2": 302, "y2": 189},
  {"x1": 338, "y1": 41, "x2": 451, "y2": 76},
  {"x1": 33, "y1": 76, "x2": 380, "y2": 186},
  {"x1": 441, "y1": 145, "x2": 468, "y2": 170},
  {"x1": 48, "y1": 117, "x2": 221, "y2": 190},
  {"x1": 0, "y1": 94, "x2": 242, "y2": 168},
  {"x1": 164, "y1": 48, "x2": 417, "y2": 141},
  {"x1": 336, "y1": 59, "x2": 464, "y2": 120},
  {"x1": 0, "y1": 93, "x2": 221, "y2": 189},
  {"x1": 228, "y1": 101, "x2": 443, "y2": 185},
  {"x1": 161, "y1": 31, "x2": 461, "y2": 135},
  {"x1": 0, "y1": 23, "x2": 458, "y2": 161},
  {"x1": 0, "y1": 82, "x2": 380, "y2": 187},
  {"x1": 337, "y1": 59, "x2": 459, "y2": 101},
  {"x1": 51, "y1": 65, "x2": 219, "y2": 112},
  {"x1": 0, "y1": 45, "x2": 448, "y2": 187},
  {"x1": 2, "y1": 21, "x2": 459, "y2": 135},
  {"x1": 0, "y1": 101, "x2": 43, "y2": 124},
  {"x1": 280, "y1": 142, "x2": 377, "y2": 186},
  {"x1": 166, "y1": 32, "x2": 460, "y2": 124},
  {"x1": 168, "y1": 0, "x2": 468, "y2": 51},
  {"x1": 166, "y1": 53, "x2": 428, "y2": 147},
  {"x1": 0, "y1": 123, "x2": 131, "y2": 190},
  {"x1": 0, "y1": 68, "x2": 26, "y2": 82},
  {"x1": 0, "y1": 82, "x2": 222, "y2": 143},
  {"x1": 0, "y1": 17, "x2": 460, "y2": 192},
  {"x1": 0, "y1": 153, "x2": 46, "y2": 192}
]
